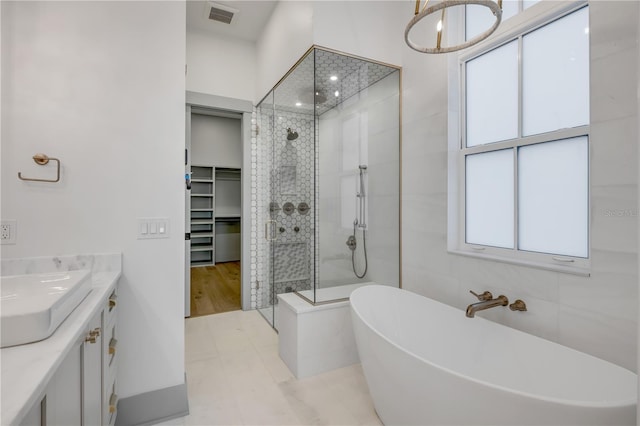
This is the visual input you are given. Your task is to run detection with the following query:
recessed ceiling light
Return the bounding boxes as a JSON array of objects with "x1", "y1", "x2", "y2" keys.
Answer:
[
  {"x1": 334, "y1": 91, "x2": 340, "y2": 97},
  {"x1": 295, "y1": 102, "x2": 302, "y2": 107},
  {"x1": 330, "y1": 75, "x2": 338, "y2": 81}
]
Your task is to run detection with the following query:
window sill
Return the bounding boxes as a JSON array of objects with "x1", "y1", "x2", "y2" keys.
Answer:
[{"x1": 448, "y1": 248, "x2": 591, "y2": 277}]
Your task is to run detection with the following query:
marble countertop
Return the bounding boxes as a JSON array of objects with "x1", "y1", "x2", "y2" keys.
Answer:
[{"x1": 1, "y1": 254, "x2": 121, "y2": 425}]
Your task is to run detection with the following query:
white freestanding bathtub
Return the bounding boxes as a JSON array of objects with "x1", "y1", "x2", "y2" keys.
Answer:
[{"x1": 350, "y1": 285, "x2": 637, "y2": 426}]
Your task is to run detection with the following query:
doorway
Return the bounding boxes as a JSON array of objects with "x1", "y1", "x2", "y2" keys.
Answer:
[
  {"x1": 185, "y1": 93, "x2": 252, "y2": 317},
  {"x1": 190, "y1": 261, "x2": 241, "y2": 316}
]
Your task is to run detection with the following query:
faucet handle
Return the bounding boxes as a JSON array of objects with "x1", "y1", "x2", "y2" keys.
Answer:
[
  {"x1": 470, "y1": 290, "x2": 493, "y2": 301},
  {"x1": 509, "y1": 299, "x2": 527, "y2": 312}
]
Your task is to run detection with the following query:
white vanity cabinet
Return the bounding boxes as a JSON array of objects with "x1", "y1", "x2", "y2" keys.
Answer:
[
  {"x1": 21, "y1": 341, "x2": 84, "y2": 426},
  {"x1": 19, "y1": 287, "x2": 118, "y2": 426}
]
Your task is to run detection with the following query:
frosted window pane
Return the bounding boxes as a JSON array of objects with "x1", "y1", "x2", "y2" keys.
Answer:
[
  {"x1": 466, "y1": 1, "x2": 518, "y2": 40},
  {"x1": 466, "y1": 41, "x2": 518, "y2": 147},
  {"x1": 522, "y1": 7, "x2": 589, "y2": 136},
  {"x1": 518, "y1": 137, "x2": 588, "y2": 257},
  {"x1": 466, "y1": 150, "x2": 514, "y2": 248}
]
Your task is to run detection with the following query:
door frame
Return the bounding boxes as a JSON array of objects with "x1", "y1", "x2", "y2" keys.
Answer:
[{"x1": 185, "y1": 91, "x2": 253, "y2": 315}]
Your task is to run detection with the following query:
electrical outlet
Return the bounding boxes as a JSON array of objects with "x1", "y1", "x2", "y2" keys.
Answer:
[{"x1": 1, "y1": 220, "x2": 17, "y2": 245}]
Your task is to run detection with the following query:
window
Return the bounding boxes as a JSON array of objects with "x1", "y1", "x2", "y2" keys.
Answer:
[{"x1": 453, "y1": 3, "x2": 590, "y2": 273}]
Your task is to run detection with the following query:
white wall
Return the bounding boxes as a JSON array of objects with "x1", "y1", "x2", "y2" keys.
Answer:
[
  {"x1": 1, "y1": 1, "x2": 186, "y2": 398},
  {"x1": 312, "y1": 1, "x2": 403, "y2": 67},
  {"x1": 256, "y1": 1, "x2": 313, "y2": 101},
  {"x1": 637, "y1": 3, "x2": 640, "y2": 420},
  {"x1": 187, "y1": 30, "x2": 256, "y2": 102},
  {"x1": 401, "y1": 1, "x2": 639, "y2": 371},
  {"x1": 191, "y1": 114, "x2": 242, "y2": 168}
]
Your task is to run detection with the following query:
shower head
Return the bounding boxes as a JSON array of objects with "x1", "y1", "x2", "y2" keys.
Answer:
[
  {"x1": 299, "y1": 88, "x2": 328, "y2": 105},
  {"x1": 287, "y1": 128, "x2": 299, "y2": 141},
  {"x1": 359, "y1": 165, "x2": 367, "y2": 170}
]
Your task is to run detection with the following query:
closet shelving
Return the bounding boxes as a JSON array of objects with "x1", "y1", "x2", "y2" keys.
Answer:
[
  {"x1": 190, "y1": 165, "x2": 215, "y2": 266},
  {"x1": 214, "y1": 168, "x2": 241, "y2": 263},
  {"x1": 189, "y1": 166, "x2": 241, "y2": 267}
]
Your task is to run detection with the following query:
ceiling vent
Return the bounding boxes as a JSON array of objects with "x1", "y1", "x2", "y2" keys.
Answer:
[{"x1": 206, "y1": 2, "x2": 238, "y2": 25}]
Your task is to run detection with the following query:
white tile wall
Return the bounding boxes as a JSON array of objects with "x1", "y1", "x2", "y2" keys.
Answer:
[
  {"x1": 318, "y1": 72, "x2": 400, "y2": 288},
  {"x1": 402, "y1": 1, "x2": 639, "y2": 371}
]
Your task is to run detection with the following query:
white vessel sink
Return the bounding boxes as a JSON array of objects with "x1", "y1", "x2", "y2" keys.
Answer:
[{"x1": 1, "y1": 270, "x2": 92, "y2": 348}]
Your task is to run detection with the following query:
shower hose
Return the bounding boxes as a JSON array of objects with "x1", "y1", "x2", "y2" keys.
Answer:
[{"x1": 352, "y1": 222, "x2": 368, "y2": 279}]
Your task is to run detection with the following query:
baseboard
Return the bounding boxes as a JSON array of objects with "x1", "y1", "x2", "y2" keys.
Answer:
[{"x1": 115, "y1": 378, "x2": 189, "y2": 426}]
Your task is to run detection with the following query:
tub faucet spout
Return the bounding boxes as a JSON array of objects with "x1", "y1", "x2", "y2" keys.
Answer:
[{"x1": 465, "y1": 292, "x2": 509, "y2": 318}]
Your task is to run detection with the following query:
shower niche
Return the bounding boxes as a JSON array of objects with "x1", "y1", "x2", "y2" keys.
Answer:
[{"x1": 255, "y1": 46, "x2": 401, "y2": 329}]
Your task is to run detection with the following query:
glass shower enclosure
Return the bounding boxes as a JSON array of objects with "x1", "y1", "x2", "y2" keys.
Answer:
[{"x1": 255, "y1": 47, "x2": 401, "y2": 329}]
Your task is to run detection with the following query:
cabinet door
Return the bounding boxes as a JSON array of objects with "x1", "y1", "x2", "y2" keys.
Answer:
[
  {"x1": 83, "y1": 311, "x2": 103, "y2": 425},
  {"x1": 20, "y1": 396, "x2": 44, "y2": 426},
  {"x1": 47, "y1": 343, "x2": 82, "y2": 425}
]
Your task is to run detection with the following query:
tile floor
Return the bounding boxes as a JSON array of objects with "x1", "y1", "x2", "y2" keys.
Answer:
[{"x1": 157, "y1": 309, "x2": 382, "y2": 426}]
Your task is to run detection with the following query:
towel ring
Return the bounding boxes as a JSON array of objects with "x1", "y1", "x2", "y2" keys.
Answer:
[{"x1": 18, "y1": 153, "x2": 61, "y2": 183}]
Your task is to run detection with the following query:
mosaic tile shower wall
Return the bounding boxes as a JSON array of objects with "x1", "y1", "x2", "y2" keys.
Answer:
[
  {"x1": 252, "y1": 107, "x2": 316, "y2": 309},
  {"x1": 250, "y1": 109, "x2": 260, "y2": 310}
]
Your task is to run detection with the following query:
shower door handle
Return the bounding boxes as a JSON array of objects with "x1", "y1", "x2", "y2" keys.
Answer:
[{"x1": 265, "y1": 220, "x2": 276, "y2": 241}]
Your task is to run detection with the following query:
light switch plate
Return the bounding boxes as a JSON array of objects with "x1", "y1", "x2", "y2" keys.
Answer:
[
  {"x1": 1, "y1": 220, "x2": 17, "y2": 245},
  {"x1": 138, "y1": 218, "x2": 169, "y2": 239}
]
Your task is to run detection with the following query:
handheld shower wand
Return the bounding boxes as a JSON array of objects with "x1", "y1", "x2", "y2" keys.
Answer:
[
  {"x1": 346, "y1": 165, "x2": 368, "y2": 278},
  {"x1": 357, "y1": 165, "x2": 367, "y2": 229}
]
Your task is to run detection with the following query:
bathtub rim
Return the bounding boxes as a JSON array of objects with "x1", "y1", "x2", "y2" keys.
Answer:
[{"x1": 350, "y1": 285, "x2": 637, "y2": 409}]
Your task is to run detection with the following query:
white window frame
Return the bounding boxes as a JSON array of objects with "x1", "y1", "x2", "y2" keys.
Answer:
[{"x1": 447, "y1": 0, "x2": 591, "y2": 276}]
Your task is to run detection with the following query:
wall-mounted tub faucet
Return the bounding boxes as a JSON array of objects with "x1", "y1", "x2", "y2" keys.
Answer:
[{"x1": 466, "y1": 290, "x2": 508, "y2": 318}]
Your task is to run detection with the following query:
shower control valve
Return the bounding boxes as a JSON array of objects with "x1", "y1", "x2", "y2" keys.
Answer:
[
  {"x1": 346, "y1": 235, "x2": 357, "y2": 251},
  {"x1": 294, "y1": 226, "x2": 300, "y2": 233},
  {"x1": 279, "y1": 227, "x2": 285, "y2": 233}
]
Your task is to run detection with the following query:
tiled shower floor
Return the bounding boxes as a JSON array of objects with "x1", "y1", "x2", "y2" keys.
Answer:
[{"x1": 156, "y1": 309, "x2": 381, "y2": 425}]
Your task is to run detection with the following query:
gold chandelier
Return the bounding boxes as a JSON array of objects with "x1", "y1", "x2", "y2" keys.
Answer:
[{"x1": 405, "y1": 0, "x2": 503, "y2": 54}]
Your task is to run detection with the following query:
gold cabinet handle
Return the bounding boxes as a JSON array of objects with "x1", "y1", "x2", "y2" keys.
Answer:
[
  {"x1": 109, "y1": 393, "x2": 118, "y2": 413},
  {"x1": 108, "y1": 295, "x2": 118, "y2": 309},
  {"x1": 85, "y1": 327, "x2": 100, "y2": 343},
  {"x1": 109, "y1": 338, "x2": 118, "y2": 355}
]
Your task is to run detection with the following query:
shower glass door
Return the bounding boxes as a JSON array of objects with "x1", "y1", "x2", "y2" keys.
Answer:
[
  {"x1": 256, "y1": 90, "x2": 276, "y2": 326},
  {"x1": 268, "y1": 51, "x2": 316, "y2": 330},
  {"x1": 255, "y1": 47, "x2": 400, "y2": 328}
]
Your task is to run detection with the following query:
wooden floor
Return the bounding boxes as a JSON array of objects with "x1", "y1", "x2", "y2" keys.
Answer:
[{"x1": 190, "y1": 261, "x2": 241, "y2": 317}]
